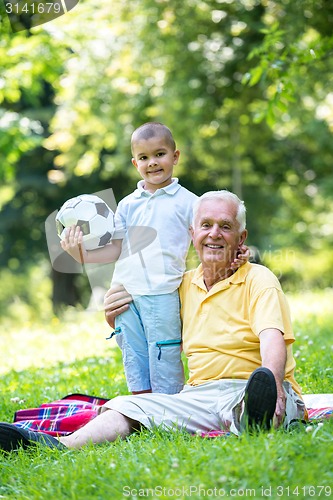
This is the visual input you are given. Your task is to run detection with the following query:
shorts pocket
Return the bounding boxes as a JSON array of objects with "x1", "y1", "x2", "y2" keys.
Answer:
[{"x1": 156, "y1": 339, "x2": 182, "y2": 360}]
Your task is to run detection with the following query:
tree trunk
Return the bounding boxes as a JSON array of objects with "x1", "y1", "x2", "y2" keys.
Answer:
[{"x1": 51, "y1": 269, "x2": 80, "y2": 313}]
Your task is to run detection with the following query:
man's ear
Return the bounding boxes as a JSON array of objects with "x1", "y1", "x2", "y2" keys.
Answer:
[{"x1": 239, "y1": 229, "x2": 248, "y2": 246}]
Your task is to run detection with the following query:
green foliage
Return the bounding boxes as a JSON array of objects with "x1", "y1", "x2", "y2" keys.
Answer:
[
  {"x1": 264, "y1": 248, "x2": 333, "y2": 292},
  {"x1": 0, "y1": 20, "x2": 66, "y2": 183},
  {"x1": 0, "y1": 291, "x2": 333, "y2": 499},
  {"x1": 0, "y1": 262, "x2": 53, "y2": 322},
  {"x1": 244, "y1": 1, "x2": 333, "y2": 123},
  {"x1": 1, "y1": 0, "x2": 333, "y2": 310}
]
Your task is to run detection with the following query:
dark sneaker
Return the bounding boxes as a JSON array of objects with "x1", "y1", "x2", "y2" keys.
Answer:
[
  {"x1": 243, "y1": 367, "x2": 277, "y2": 431},
  {"x1": 0, "y1": 423, "x2": 65, "y2": 452}
]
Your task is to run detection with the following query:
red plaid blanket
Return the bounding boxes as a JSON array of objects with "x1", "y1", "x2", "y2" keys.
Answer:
[
  {"x1": 13, "y1": 393, "x2": 333, "y2": 438},
  {"x1": 13, "y1": 394, "x2": 109, "y2": 437}
]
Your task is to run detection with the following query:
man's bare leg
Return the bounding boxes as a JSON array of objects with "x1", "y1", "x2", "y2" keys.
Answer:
[{"x1": 59, "y1": 410, "x2": 137, "y2": 449}]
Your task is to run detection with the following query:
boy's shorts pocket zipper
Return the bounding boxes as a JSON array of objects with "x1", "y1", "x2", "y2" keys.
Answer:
[{"x1": 156, "y1": 339, "x2": 182, "y2": 360}]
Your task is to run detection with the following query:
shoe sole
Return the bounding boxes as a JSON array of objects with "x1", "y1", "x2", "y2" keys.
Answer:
[
  {"x1": 0, "y1": 423, "x2": 33, "y2": 452},
  {"x1": 244, "y1": 368, "x2": 277, "y2": 431},
  {"x1": 0, "y1": 423, "x2": 64, "y2": 452}
]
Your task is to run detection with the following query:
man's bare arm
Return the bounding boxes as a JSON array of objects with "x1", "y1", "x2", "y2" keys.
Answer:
[{"x1": 259, "y1": 328, "x2": 287, "y2": 428}]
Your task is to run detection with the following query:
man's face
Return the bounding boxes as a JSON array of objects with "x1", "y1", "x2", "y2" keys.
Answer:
[
  {"x1": 131, "y1": 135, "x2": 180, "y2": 192},
  {"x1": 191, "y1": 198, "x2": 247, "y2": 269}
]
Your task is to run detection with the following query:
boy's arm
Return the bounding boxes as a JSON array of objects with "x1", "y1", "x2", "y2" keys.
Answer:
[
  {"x1": 84, "y1": 239, "x2": 122, "y2": 264},
  {"x1": 60, "y1": 225, "x2": 122, "y2": 264}
]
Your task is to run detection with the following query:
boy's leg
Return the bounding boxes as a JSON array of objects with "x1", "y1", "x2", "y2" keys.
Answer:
[
  {"x1": 115, "y1": 300, "x2": 151, "y2": 393},
  {"x1": 138, "y1": 292, "x2": 184, "y2": 394}
]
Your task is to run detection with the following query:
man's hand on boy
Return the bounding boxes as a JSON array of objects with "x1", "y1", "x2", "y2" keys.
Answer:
[{"x1": 104, "y1": 284, "x2": 132, "y2": 329}]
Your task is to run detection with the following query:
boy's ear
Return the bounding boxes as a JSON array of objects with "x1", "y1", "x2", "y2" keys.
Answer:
[
  {"x1": 173, "y1": 150, "x2": 180, "y2": 164},
  {"x1": 131, "y1": 158, "x2": 138, "y2": 168}
]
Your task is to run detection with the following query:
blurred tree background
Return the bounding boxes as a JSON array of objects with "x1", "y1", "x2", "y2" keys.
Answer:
[{"x1": 0, "y1": 0, "x2": 332, "y2": 320}]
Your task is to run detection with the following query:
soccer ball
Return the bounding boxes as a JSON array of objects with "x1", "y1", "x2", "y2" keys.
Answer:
[{"x1": 56, "y1": 194, "x2": 115, "y2": 250}]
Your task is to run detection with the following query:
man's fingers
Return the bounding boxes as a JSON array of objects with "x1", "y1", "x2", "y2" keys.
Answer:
[
  {"x1": 105, "y1": 303, "x2": 130, "y2": 329},
  {"x1": 104, "y1": 285, "x2": 132, "y2": 309},
  {"x1": 104, "y1": 284, "x2": 126, "y2": 298},
  {"x1": 104, "y1": 295, "x2": 132, "y2": 311},
  {"x1": 274, "y1": 394, "x2": 286, "y2": 428},
  {"x1": 105, "y1": 304, "x2": 129, "y2": 316}
]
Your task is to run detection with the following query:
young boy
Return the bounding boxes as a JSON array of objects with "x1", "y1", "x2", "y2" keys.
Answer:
[{"x1": 62, "y1": 122, "x2": 247, "y2": 396}]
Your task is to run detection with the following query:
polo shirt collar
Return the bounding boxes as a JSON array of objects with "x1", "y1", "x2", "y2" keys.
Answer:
[
  {"x1": 191, "y1": 261, "x2": 251, "y2": 292},
  {"x1": 133, "y1": 178, "x2": 181, "y2": 198}
]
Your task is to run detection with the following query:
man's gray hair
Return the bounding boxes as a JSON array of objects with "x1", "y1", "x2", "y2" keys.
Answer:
[{"x1": 192, "y1": 190, "x2": 246, "y2": 232}]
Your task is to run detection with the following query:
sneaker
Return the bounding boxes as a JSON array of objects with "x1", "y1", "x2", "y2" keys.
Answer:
[
  {"x1": 243, "y1": 367, "x2": 277, "y2": 431},
  {"x1": 0, "y1": 423, "x2": 65, "y2": 452}
]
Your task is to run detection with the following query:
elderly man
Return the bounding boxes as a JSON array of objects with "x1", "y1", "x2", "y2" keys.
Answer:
[{"x1": 0, "y1": 190, "x2": 305, "y2": 451}]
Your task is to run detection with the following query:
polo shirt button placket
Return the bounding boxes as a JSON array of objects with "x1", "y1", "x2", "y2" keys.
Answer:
[{"x1": 146, "y1": 198, "x2": 152, "y2": 211}]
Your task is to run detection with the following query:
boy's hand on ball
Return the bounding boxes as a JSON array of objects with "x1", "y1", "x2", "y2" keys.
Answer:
[
  {"x1": 61, "y1": 225, "x2": 87, "y2": 263},
  {"x1": 61, "y1": 224, "x2": 82, "y2": 247}
]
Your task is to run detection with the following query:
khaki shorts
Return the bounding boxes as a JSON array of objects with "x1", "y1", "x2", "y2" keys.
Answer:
[{"x1": 101, "y1": 379, "x2": 305, "y2": 436}]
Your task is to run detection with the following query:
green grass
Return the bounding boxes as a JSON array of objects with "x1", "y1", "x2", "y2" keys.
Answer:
[{"x1": 1, "y1": 291, "x2": 333, "y2": 500}]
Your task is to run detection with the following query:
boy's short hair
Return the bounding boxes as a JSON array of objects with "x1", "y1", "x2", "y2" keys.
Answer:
[{"x1": 131, "y1": 122, "x2": 176, "y2": 153}]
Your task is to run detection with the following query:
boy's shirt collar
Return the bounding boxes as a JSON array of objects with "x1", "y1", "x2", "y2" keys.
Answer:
[{"x1": 134, "y1": 178, "x2": 180, "y2": 198}]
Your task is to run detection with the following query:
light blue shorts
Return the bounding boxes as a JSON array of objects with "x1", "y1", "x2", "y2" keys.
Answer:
[{"x1": 114, "y1": 291, "x2": 184, "y2": 394}]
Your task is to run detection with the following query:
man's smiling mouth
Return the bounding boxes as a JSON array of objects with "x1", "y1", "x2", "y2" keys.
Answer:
[{"x1": 205, "y1": 244, "x2": 224, "y2": 249}]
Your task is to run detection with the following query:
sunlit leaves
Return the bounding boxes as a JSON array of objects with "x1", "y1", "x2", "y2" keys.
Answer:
[
  {"x1": 0, "y1": 110, "x2": 43, "y2": 183},
  {"x1": 243, "y1": 5, "x2": 333, "y2": 126},
  {"x1": 1, "y1": 0, "x2": 333, "y2": 299}
]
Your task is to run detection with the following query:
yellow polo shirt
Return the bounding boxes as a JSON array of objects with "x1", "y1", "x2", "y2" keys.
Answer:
[{"x1": 179, "y1": 262, "x2": 301, "y2": 395}]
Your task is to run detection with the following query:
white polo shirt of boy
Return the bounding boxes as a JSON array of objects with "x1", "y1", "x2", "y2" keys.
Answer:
[{"x1": 112, "y1": 178, "x2": 198, "y2": 294}]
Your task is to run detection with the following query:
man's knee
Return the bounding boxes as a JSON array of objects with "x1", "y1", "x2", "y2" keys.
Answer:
[{"x1": 102, "y1": 408, "x2": 141, "y2": 436}]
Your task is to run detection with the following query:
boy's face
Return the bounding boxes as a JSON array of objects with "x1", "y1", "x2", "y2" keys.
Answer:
[{"x1": 131, "y1": 135, "x2": 180, "y2": 192}]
